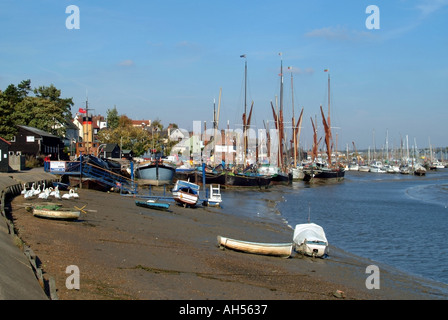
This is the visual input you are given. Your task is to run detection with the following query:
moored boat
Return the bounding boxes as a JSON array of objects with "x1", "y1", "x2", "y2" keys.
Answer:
[
  {"x1": 225, "y1": 171, "x2": 272, "y2": 188},
  {"x1": 258, "y1": 164, "x2": 291, "y2": 185},
  {"x1": 68, "y1": 176, "x2": 111, "y2": 191},
  {"x1": 135, "y1": 158, "x2": 176, "y2": 186},
  {"x1": 217, "y1": 235, "x2": 293, "y2": 258},
  {"x1": 400, "y1": 165, "x2": 412, "y2": 174},
  {"x1": 302, "y1": 162, "x2": 345, "y2": 182},
  {"x1": 293, "y1": 223, "x2": 329, "y2": 258},
  {"x1": 196, "y1": 170, "x2": 226, "y2": 185},
  {"x1": 31, "y1": 205, "x2": 81, "y2": 220},
  {"x1": 291, "y1": 166, "x2": 305, "y2": 180},
  {"x1": 174, "y1": 167, "x2": 195, "y2": 182},
  {"x1": 414, "y1": 163, "x2": 427, "y2": 176},
  {"x1": 303, "y1": 72, "x2": 345, "y2": 183},
  {"x1": 135, "y1": 200, "x2": 170, "y2": 211},
  {"x1": 369, "y1": 161, "x2": 386, "y2": 173},
  {"x1": 203, "y1": 184, "x2": 222, "y2": 207},
  {"x1": 347, "y1": 162, "x2": 359, "y2": 171},
  {"x1": 358, "y1": 165, "x2": 370, "y2": 172},
  {"x1": 172, "y1": 179, "x2": 200, "y2": 207}
]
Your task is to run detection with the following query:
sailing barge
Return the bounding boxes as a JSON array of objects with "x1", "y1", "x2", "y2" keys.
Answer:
[{"x1": 303, "y1": 72, "x2": 345, "y2": 182}]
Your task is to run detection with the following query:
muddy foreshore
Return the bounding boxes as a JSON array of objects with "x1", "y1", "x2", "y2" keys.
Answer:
[{"x1": 9, "y1": 186, "x2": 445, "y2": 302}]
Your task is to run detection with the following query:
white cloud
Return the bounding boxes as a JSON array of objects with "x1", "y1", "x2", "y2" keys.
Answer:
[
  {"x1": 416, "y1": 0, "x2": 448, "y2": 16},
  {"x1": 305, "y1": 26, "x2": 375, "y2": 42},
  {"x1": 118, "y1": 59, "x2": 134, "y2": 67}
]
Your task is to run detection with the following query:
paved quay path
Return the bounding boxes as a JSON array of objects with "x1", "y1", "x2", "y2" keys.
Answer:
[{"x1": 0, "y1": 168, "x2": 59, "y2": 300}]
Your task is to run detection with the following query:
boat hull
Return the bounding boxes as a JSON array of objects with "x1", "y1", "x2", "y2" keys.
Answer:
[
  {"x1": 174, "y1": 168, "x2": 195, "y2": 182},
  {"x1": 302, "y1": 168, "x2": 345, "y2": 182},
  {"x1": 172, "y1": 180, "x2": 200, "y2": 207},
  {"x1": 173, "y1": 190, "x2": 199, "y2": 206},
  {"x1": 217, "y1": 235, "x2": 293, "y2": 258},
  {"x1": 292, "y1": 167, "x2": 305, "y2": 180},
  {"x1": 294, "y1": 242, "x2": 328, "y2": 258},
  {"x1": 293, "y1": 223, "x2": 329, "y2": 258},
  {"x1": 414, "y1": 169, "x2": 426, "y2": 176},
  {"x1": 271, "y1": 172, "x2": 292, "y2": 185},
  {"x1": 225, "y1": 173, "x2": 272, "y2": 188},
  {"x1": 68, "y1": 176, "x2": 111, "y2": 191},
  {"x1": 204, "y1": 199, "x2": 221, "y2": 207},
  {"x1": 136, "y1": 162, "x2": 175, "y2": 186},
  {"x1": 135, "y1": 200, "x2": 170, "y2": 211},
  {"x1": 32, "y1": 207, "x2": 80, "y2": 220},
  {"x1": 203, "y1": 185, "x2": 222, "y2": 207},
  {"x1": 197, "y1": 172, "x2": 226, "y2": 185}
]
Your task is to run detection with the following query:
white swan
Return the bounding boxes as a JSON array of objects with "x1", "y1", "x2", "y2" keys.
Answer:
[
  {"x1": 24, "y1": 183, "x2": 35, "y2": 198},
  {"x1": 21, "y1": 183, "x2": 27, "y2": 195},
  {"x1": 24, "y1": 188, "x2": 34, "y2": 199},
  {"x1": 33, "y1": 184, "x2": 41, "y2": 196},
  {"x1": 62, "y1": 191, "x2": 71, "y2": 199},
  {"x1": 54, "y1": 186, "x2": 61, "y2": 199},
  {"x1": 70, "y1": 189, "x2": 79, "y2": 199},
  {"x1": 38, "y1": 188, "x2": 50, "y2": 199}
]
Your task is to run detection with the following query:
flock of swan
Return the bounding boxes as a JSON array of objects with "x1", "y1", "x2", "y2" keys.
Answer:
[{"x1": 21, "y1": 182, "x2": 79, "y2": 200}]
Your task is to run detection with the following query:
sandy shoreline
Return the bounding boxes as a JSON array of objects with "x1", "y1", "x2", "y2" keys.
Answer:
[{"x1": 9, "y1": 186, "x2": 447, "y2": 301}]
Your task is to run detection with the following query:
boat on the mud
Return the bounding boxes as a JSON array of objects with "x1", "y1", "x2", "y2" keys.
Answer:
[
  {"x1": 67, "y1": 155, "x2": 116, "y2": 191},
  {"x1": 217, "y1": 235, "x2": 293, "y2": 258},
  {"x1": 135, "y1": 158, "x2": 176, "y2": 186},
  {"x1": 257, "y1": 164, "x2": 292, "y2": 185},
  {"x1": 203, "y1": 184, "x2": 222, "y2": 207},
  {"x1": 135, "y1": 200, "x2": 170, "y2": 211},
  {"x1": 293, "y1": 223, "x2": 329, "y2": 258},
  {"x1": 172, "y1": 180, "x2": 200, "y2": 207},
  {"x1": 225, "y1": 171, "x2": 272, "y2": 188},
  {"x1": 68, "y1": 176, "x2": 111, "y2": 191},
  {"x1": 30, "y1": 205, "x2": 81, "y2": 220}
]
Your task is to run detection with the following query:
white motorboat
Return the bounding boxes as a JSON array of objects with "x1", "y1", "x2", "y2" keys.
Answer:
[
  {"x1": 293, "y1": 223, "x2": 329, "y2": 258},
  {"x1": 203, "y1": 184, "x2": 222, "y2": 207},
  {"x1": 172, "y1": 180, "x2": 200, "y2": 207}
]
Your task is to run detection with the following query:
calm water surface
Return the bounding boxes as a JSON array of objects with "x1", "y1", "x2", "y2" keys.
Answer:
[{"x1": 271, "y1": 169, "x2": 448, "y2": 286}]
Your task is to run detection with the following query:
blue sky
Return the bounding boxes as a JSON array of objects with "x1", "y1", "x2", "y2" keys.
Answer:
[{"x1": 1, "y1": 0, "x2": 447, "y2": 150}]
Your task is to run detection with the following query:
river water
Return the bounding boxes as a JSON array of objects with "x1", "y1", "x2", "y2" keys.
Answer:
[{"x1": 221, "y1": 168, "x2": 448, "y2": 289}]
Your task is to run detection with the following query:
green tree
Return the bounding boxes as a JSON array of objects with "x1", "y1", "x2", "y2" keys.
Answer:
[
  {"x1": 0, "y1": 93, "x2": 16, "y2": 140},
  {"x1": 0, "y1": 80, "x2": 74, "y2": 139},
  {"x1": 106, "y1": 106, "x2": 119, "y2": 129},
  {"x1": 13, "y1": 97, "x2": 68, "y2": 136},
  {"x1": 97, "y1": 115, "x2": 152, "y2": 156},
  {"x1": 2, "y1": 79, "x2": 31, "y2": 104},
  {"x1": 151, "y1": 118, "x2": 163, "y2": 131},
  {"x1": 33, "y1": 84, "x2": 74, "y2": 122}
]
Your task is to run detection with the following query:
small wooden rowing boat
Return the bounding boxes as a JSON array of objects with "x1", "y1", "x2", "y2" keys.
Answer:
[
  {"x1": 135, "y1": 200, "x2": 170, "y2": 211},
  {"x1": 32, "y1": 205, "x2": 81, "y2": 220},
  {"x1": 217, "y1": 235, "x2": 293, "y2": 258}
]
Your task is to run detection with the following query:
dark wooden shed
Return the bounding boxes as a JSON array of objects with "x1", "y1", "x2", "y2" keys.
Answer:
[
  {"x1": 0, "y1": 136, "x2": 11, "y2": 172},
  {"x1": 9, "y1": 125, "x2": 64, "y2": 160}
]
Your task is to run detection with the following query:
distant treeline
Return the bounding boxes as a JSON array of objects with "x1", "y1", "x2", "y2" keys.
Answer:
[{"x1": 0, "y1": 79, "x2": 73, "y2": 140}]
